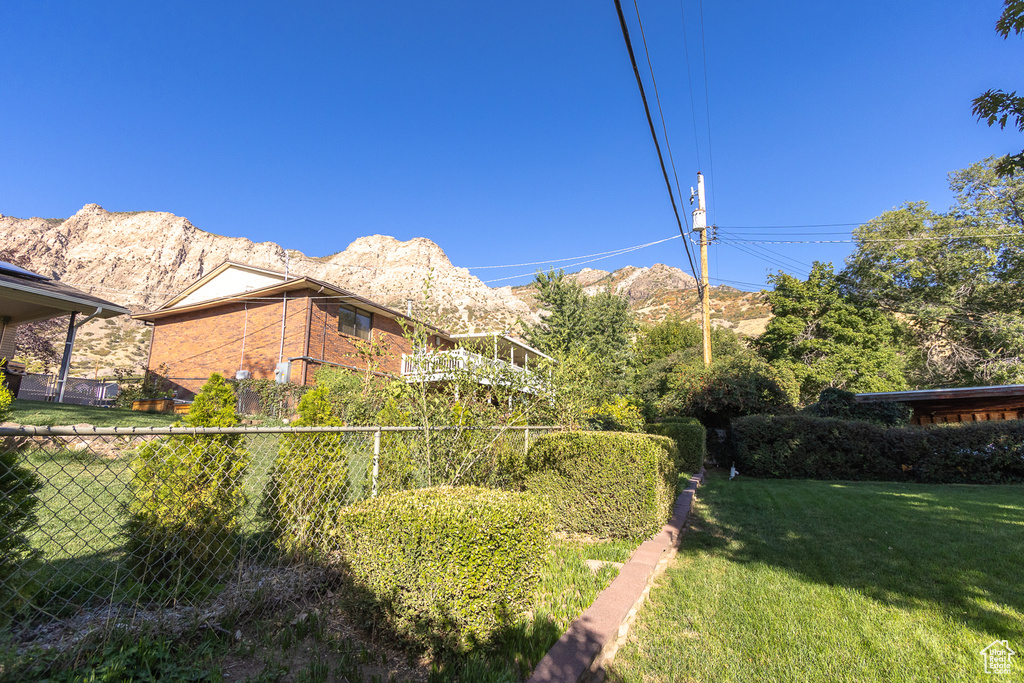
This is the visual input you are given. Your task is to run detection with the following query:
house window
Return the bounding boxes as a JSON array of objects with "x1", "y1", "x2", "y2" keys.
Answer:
[{"x1": 338, "y1": 305, "x2": 372, "y2": 340}]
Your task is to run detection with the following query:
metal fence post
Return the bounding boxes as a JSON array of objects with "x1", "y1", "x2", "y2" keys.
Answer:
[
  {"x1": 524, "y1": 427, "x2": 530, "y2": 457},
  {"x1": 372, "y1": 428, "x2": 381, "y2": 498}
]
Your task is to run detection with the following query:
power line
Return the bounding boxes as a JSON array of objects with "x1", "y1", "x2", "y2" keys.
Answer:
[
  {"x1": 467, "y1": 234, "x2": 680, "y2": 269},
  {"x1": 717, "y1": 238, "x2": 811, "y2": 278},
  {"x1": 719, "y1": 222, "x2": 866, "y2": 229},
  {"x1": 632, "y1": 0, "x2": 687, "y2": 212},
  {"x1": 697, "y1": 0, "x2": 717, "y2": 221},
  {"x1": 719, "y1": 231, "x2": 859, "y2": 237},
  {"x1": 709, "y1": 276, "x2": 768, "y2": 289},
  {"x1": 678, "y1": 0, "x2": 702, "y2": 172},
  {"x1": 612, "y1": 0, "x2": 700, "y2": 285},
  {"x1": 718, "y1": 233, "x2": 1024, "y2": 245},
  {"x1": 482, "y1": 240, "x2": 672, "y2": 284}
]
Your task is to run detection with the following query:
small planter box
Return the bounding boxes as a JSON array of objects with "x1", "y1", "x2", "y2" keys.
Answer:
[{"x1": 132, "y1": 399, "x2": 175, "y2": 413}]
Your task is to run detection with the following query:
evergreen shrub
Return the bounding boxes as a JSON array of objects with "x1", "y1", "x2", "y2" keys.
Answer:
[
  {"x1": 264, "y1": 385, "x2": 350, "y2": 557},
  {"x1": 331, "y1": 486, "x2": 552, "y2": 653},
  {"x1": 646, "y1": 418, "x2": 706, "y2": 474},
  {"x1": 124, "y1": 374, "x2": 249, "y2": 588},
  {"x1": 523, "y1": 431, "x2": 677, "y2": 538},
  {"x1": 802, "y1": 388, "x2": 912, "y2": 426},
  {"x1": 733, "y1": 415, "x2": 1024, "y2": 483},
  {"x1": 0, "y1": 384, "x2": 42, "y2": 622}
]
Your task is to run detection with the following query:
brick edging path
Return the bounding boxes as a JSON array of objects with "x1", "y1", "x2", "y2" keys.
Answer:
[{"x1": 526, "y1": 469, "x2": 705, "y2": 683}]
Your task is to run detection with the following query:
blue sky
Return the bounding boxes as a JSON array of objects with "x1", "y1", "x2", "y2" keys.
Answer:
[{"x1": 1, "y1": 1, "x2": 1019, "y2": 291}]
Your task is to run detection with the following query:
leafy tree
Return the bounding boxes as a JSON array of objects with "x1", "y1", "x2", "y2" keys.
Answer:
[
  {"x1": 524, "y1": 270, "x2": 633, "y2": 360},
  {"x1": 582, "y1": 289, "x2": 633, "y2": 360},
  {"x1": 972, "y1": 0, "x2": 1024, "y2": 176},
  {"x1": 584, "y1": 395, "x2": 645, "y2": 432},
  {"x1": 841, "y1": 158, "x2": 1024, "y2": 386},
  {"x1": 801, "y1": 388, "x2": 912, "y2": 426},
  {"x1": 265, "y1": 384, "x2": 352, "y2": 557},
  {"x1": 633, "y1": 319, "x2": 747, "y2": 419},
  {"x1": 524, "y1": 269, "x2": 634, "y2": 398},
  {"x1": 754, "y1": 262, "x2": 911, "y2": 403},
  {"x1": 634, "y1": 319, "x2": 703, "y2": 367},
  {"x1": 658, "y1": 355, "x2": 798, "y2": 427},
  {"x1": 523, "y1": 270, "x2": 589, "y2": 357}
]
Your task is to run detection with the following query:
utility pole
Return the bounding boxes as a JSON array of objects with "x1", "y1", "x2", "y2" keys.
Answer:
[{"x1": 692, "y1": 172, "x2": 712, "y2": 366}]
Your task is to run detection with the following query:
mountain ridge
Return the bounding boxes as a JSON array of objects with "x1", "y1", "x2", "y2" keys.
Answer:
[{"x1": 2, "y1": 204, "x2": 770, "y2": 373}]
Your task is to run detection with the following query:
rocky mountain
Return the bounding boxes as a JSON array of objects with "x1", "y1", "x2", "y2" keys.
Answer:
[
  {"x1": 0, "y1": 204, "x2": 534, "y2": 333},
  {"x1": 1, "y1": 204, "x2": 769, "y2": 373},
  {"x1": 512, "y1": 264, "x2": 770, "y2": 336}
]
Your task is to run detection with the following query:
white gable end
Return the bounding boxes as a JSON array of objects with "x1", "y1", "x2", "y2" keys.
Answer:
[{"x1": 174, "y1": 267, "x2": 287, "y2": 308}]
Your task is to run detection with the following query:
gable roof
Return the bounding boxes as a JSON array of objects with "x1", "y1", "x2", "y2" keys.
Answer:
[
  {"x1": 135, "y1": 263, "x2": 454, "y2": 337},
  {"x1": 156, "y1": 261, "x2": 290, "y2": 310}
]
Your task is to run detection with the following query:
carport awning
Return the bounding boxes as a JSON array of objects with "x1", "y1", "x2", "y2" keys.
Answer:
[{"x1": 0, "y1": 266, "x2": 130, "y2": 324}]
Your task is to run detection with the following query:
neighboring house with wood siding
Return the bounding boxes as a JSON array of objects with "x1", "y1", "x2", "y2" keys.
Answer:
[
  {"x1": 855, "y1": 385, "x2": 1024, "y2": 425},
  {"x1": 134, "y1": 262, "x2": 547, "y2": 398}
]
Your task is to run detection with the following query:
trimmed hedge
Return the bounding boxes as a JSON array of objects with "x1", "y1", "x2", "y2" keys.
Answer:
[
  {"x1": 523, "y1": 431, "x2": 677, "y2": 538},
  {"x1": 733, "y1": 415, "x2": 1024, "y2": 483},
  {"x1": 647, "y1": 418, "x2": 706, "y2": 473},
  {"x1": 331, "y1": 487, "x2": 552, "y2": 654}
]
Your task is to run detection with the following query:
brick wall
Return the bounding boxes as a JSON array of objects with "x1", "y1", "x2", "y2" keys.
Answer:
[
  {"x1": 147, "y1": 290, "x2": 456, "y2": 395},
  {"x1": 302, "y1": 299, "x2": 453, "y2": 383},
  {"x1": 148, "y1": 294, "x2": 310, "y2": 396}
]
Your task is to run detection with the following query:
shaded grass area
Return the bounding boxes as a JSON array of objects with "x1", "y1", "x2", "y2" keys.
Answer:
[
  {"x1": 22, "y1": 449, "x2": 137, "y2": 615},
  {"x1": 608, "y1": 471, "x2": 1024, "y2": 682},
  {"x1": 16, "y1": 435, "x2": 300, "y2": 616},
  {"x1": 7, "y1": 399, "x2": 180, "y2": 427}
]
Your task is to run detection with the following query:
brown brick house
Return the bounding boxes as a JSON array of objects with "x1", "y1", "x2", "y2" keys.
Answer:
[{"x1": 134, "y1": 262, "x2": 547, "y2": 398}]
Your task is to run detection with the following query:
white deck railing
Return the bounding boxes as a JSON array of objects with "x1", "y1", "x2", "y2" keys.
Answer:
[{"x1": 400, "y1": 348, "x2": 540, "y2": 391}]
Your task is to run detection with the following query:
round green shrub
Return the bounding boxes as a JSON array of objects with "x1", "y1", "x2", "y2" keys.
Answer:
[
  {"x1": 523, "y1": 431, "x2": 677, "y2": 538},
  {"x1": 331, "y1": 486, "x2": 553, "y2": 654},
  {"x1": 646, "y1": 420, "x2": 706, "y2": 474}
]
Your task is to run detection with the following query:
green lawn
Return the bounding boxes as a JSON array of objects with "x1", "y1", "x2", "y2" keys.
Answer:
[
  {"x1": 608, "y1": 472, "x2": 1024, "y2": 683},
  {"x1": 17, "y1": 435, "x2": 291, "y2": 616},
  {"x1": 7, "y1": 399, "x2": 180, "y2": 427}
]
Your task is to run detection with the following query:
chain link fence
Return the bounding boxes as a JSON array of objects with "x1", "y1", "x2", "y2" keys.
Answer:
[
  {"x1": 0, "y1": 423, "x2": 560, "y2": 655},
  {"x1": 10, "y1": 374, "x2": 119, "y2": 407}
]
